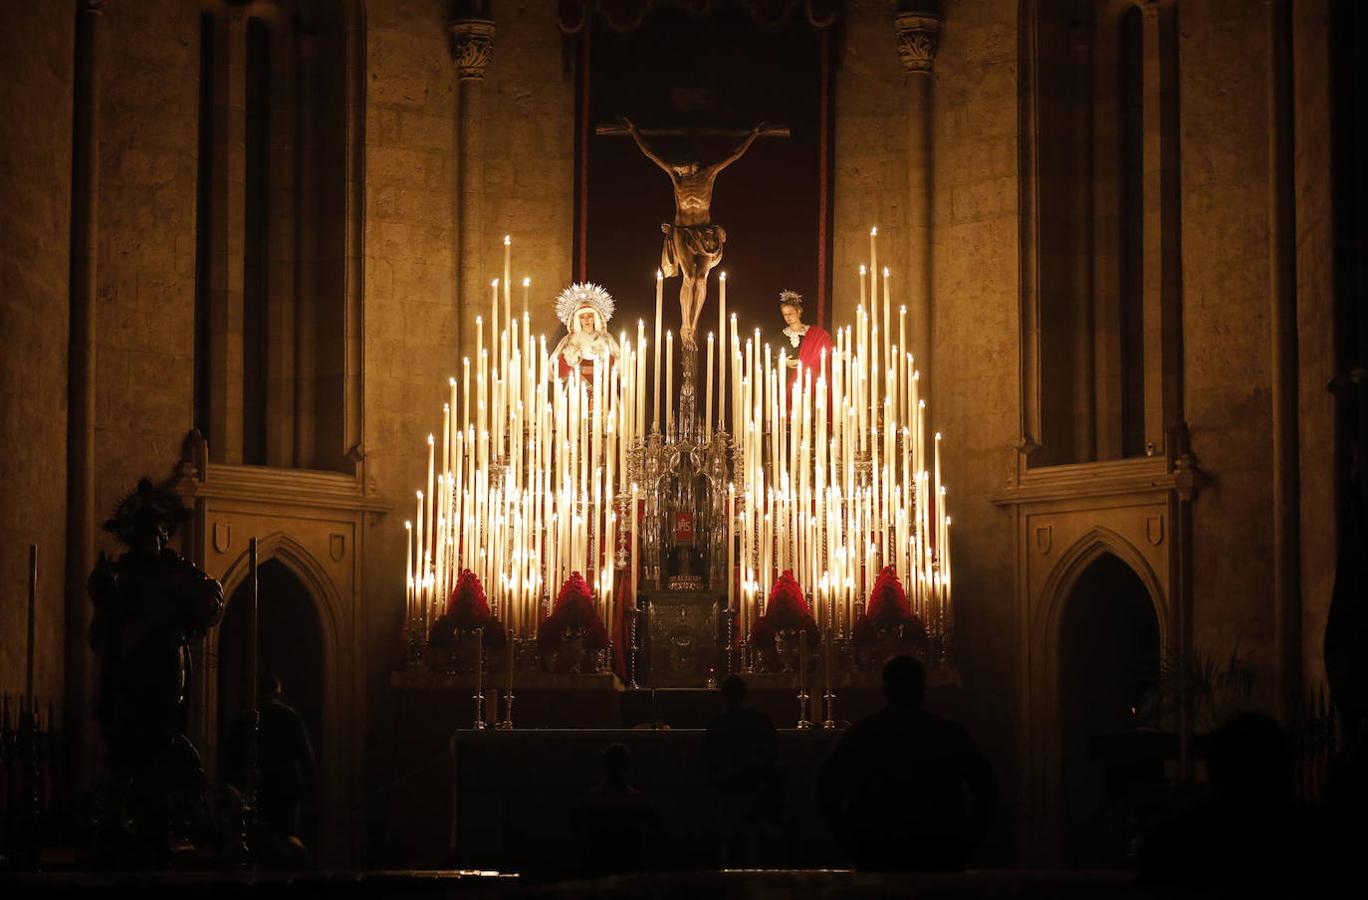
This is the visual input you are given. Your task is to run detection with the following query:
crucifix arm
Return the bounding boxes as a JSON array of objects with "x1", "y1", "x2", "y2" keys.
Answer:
[
  {"x1": 621, "y1": 117, "x2": 674, "y2": 174},
  {"x1": 711, "y1": 122, "x2": 767, "y2": 174}
]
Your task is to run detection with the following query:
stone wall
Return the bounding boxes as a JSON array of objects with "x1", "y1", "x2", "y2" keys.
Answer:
[
  {"x1": 362, "y1": 0, "x2": 461, "y2": 692},
  {"x1": 1178, "y1": 1, "x2": 1277, "y2": 685},
  {"x1": 93, "y1": 0, "x2": 200, "y2": 532},
  {"x1": 832, "y1": 0, "x2": 909, "y2": 326},
  {"x1": 927, "y1": 0, "x2": 1022, "y2": 851},
  {"x1": 359, "y1": 1, "x2": 575, "y2": 845},
  {"x1": 1293, "y1": 0, "x2": 1334, "y2": 692},
  {"x1": 481, "y1": 0, "x2": 575, "y2": 338},
  {"x1": 0, "y1": 2, "x2": 74, "y2": 709}
]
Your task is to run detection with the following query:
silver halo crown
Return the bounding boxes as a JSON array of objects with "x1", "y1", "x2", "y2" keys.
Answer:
[
  {"x1": 556, "y1": 282, "x2": 615, "y2": 327},
  {"x1": 779, "y1": 289, "x2": 803, "y2": 308}
]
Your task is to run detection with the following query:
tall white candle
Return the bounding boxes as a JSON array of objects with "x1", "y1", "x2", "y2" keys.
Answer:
[
  {"x1": 705, "y1": 332, "x2": 715, "y2": 441},
  {"x1": 654, "y1": 271, "x2": 663, "y2": 432},
  {"x1": 665, "y1": 329, "x2": 674, "y2": 438},
  {"x1": 718, "y1": 272, "x2": 727, "y2": 430}
]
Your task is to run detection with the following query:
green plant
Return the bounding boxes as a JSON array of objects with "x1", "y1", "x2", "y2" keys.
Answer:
[{"x1": 1138, "y1": 642, "x2": 1257, "y2": 732}]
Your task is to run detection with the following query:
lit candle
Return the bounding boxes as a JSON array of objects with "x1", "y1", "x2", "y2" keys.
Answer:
[
  {"x1": 705, "y1": 331, "x2": 715, "y2": 441},
  {"x1": 719, "y1": 272, "x2": 727, "y2": 430},
  {"x1": 404, "y1": 520, "x2": 414, "y2": 621},
  {"x1": 654, "y1": 271, "x2": 663, "y2": 432},
  {"x1": 636, "y1": 323, "x2": 647, "y2": 443},
  {"x1": 490, "y1": 280, "x2": 500, "y2": 374},
  {"x1": 522, "y1": 275, "x2": 530, "y2": 320},
  {"x1": 503, "y1": 236, "x2": 512, "y2": 355},
  {"x1": 869, "y1": 227, "x2": 879, "y2": 324},
  {"x1": 631, "y1": 482, "x2": 639, "y2": 603},
  {"x1": 665, "y1": 329, "x2": 674, "y2": 438}
]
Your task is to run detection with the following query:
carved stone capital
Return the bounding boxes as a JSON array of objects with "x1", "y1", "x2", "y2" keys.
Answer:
[
  {"x1": 894, "y1": 12, "x2": 941, "y2": 74},
  {"x1": 451, "y1": 18, "x2": 496, "y2": 81}
]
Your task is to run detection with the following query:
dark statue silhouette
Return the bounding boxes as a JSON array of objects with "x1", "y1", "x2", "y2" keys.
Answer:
[{"x1": 87, "y1": 478, "x2": 224, "y2": 862}]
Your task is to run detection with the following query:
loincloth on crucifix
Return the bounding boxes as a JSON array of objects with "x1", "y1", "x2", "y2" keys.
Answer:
[{"x1": 660, "y1": 222, "x2": 727, "y2": 280}]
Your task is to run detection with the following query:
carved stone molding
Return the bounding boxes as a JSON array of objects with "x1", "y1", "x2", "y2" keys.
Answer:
[
  {"x1": 452, "y1": 18, "x2": 496, "y2": 81},
  {"x1": 894, "y1": 12, "x2": 941, "y2": 74}
]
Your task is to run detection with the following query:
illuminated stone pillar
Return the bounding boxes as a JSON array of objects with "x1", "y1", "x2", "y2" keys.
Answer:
[
  {"x1": 895, "y1": 11, "x2": 939, "y2": 401},
  {"x1": 452, "y1": 17, "x2": 495, "y2": 366}
]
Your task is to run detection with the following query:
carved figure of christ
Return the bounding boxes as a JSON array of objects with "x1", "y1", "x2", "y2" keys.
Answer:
[{"x1": 612, "y1": 117, "x2": 783, "y2": 350}]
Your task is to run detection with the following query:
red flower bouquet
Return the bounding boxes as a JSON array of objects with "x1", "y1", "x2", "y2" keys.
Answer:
[
  {"x1": 431, "y1": 569, "x2": 505, "y2": 652},
  {"x1": 865, "y1": 565, "x2": 914, "y2": 622},
  {"x1": 751, "y1": 571, "x2": 820, "y2": 652},
  {"x1": 852, "y1": 566, "x2": 927, "y2": 663},
  {"x1": 537, "y1": 571, "x2": 609, "y2": 657}
]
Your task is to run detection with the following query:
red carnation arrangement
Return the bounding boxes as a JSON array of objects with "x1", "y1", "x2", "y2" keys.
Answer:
[
  {"x1": 864, "y1": 565, "x2": 914, "y2": 622},
  {"x1": 537, "y1": 571, "x2": 609, "y2": 655},
  {"x1": 448, "y1": 569, "x2": 492, "y2": 627},
  {"x1": 852, "y1": 566, "x2": 926, "y2": 660},
  {"x1": 431, "y1": 569, "x2": 505, "y2": 650},
  {"x1": 751, "y1": 571, "x2": 820, "y2": 651}
]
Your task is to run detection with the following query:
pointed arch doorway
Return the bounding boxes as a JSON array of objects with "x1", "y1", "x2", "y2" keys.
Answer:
[
  {"x1": 219, "y1": 559, "x2": 326, "y2": 854},
  {"x1": 1057, "y1": 552, "x2": 1160, "y2": 867}
]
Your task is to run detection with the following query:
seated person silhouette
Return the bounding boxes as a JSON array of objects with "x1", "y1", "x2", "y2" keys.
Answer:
[
  {"x1": 817, "y1": 655, "x2": 997, "y2": 871},
  {"x1": 1138, "y1": 711, "x2": 1322, "y2": 886},
  {"x1": 703, "y1": 675, "x2": 780, "y2": 865},
  {"x1": 223, "y1": 674, "x2": 317, "y2": 860},
  {"x1": 572, "y1": 742, "x2": 662, "y2": 877}
]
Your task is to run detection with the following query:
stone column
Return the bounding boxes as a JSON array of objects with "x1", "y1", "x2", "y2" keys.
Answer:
[
  {"x1": 1267, "y1": 0, "x2": 1301, "y2": 720},
  {"x1": 452, "y1": 18, "x2": 495, "y2": 366},
  {"x1": 66, "y1": 0, "x2": 105, "y2": 793},
  {"x1": 1138, "y1": 0, "x2": 1182, "y2": 456},
  {"x1": 895, "y1": 11, "x2": 939, "y2": 401},
  {"x1": 207, "y1": 6, "x2": 248, "y2": 463}
]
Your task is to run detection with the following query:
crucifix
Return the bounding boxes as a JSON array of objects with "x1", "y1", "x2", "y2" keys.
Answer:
[{"x1": 598, "y1": 117, "x2": 790, "y2": 352}]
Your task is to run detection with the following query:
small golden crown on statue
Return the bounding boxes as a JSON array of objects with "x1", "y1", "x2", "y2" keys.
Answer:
[{"x1": 555, "y1": 282, "x2": 615, "y2": 327}]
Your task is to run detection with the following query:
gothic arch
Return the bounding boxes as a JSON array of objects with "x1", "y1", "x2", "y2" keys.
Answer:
[
  {"x1": 1021, "y1": 525, "x2": 1169, "y2": 863},
  {"x1": 1035, "y1": 525, "x2": 1169, "y2": 649},
  {"x1": 201, "y1": 531, "x2": 352, "y2": 861},
  {"x1": 217, "y1": 531, "x2": 343, "y2": 661}
]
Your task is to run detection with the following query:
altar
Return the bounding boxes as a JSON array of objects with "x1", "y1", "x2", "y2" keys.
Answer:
[{"x1": 374, "y1": 669, "x2": 962, "y2": 870}]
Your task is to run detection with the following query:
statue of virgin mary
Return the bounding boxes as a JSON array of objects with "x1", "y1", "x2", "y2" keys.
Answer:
[{"x1": 550, "y1": 282, "x2": 621, "y2": 379}]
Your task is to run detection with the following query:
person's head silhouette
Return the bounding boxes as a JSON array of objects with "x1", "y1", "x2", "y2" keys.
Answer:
[
  {"x1": 601, "y1": 742, "x2": 632, "y2": 787},
  {"x1": 1207, "y1": 712, "x2": 1292, "y2": 813},
  {"x1": 882, "y1": 655, "x2": 927, "y2": 709},
  {"x1": 259, "y1": 673, "x2": 284, "y2": 702},
  {"x1": 720, "y1": 674, "x2": 747, "y2": 709}
]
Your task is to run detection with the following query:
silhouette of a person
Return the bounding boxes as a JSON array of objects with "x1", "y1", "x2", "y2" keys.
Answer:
[
  {"x1": 572, "y1": 743, "x2": 662, "y2": 877},
  {"x1": 703, "y1": 675, "x2": 779, "y2": 864},
  {"x1": 817, "y1": 655, "x2": 997, "y2": 871},
  {"x1": 224, "y1": 674, "x2": 317, "y2": 845},
  {"x1": 1138, "y1": 712, "x2": 1322, "y2": 886}
]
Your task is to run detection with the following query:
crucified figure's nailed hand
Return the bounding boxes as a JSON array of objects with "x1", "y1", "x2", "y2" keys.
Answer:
[{"x1": 621, "y1": 116, "x2": 767, "y2": 350}]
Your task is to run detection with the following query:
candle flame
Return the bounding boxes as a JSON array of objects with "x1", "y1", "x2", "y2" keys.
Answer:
[
  {"x1": 503, "y1": 234, "x2": 511, "y2": 245},
  {"x1": 871, "y1": 226, "x2": 878, "y2": 236},
  {"x1": 883, "y1": 266, "x2": 889, "y2": 276},
  {"x1": 522, "y1": 277, "x2": 530, "y2": 287},
  {"x1": 492, "y1": 279, "x2": 499, "y2": 287},
  {"x1": 405, "y1": 521, "x2": 412, "y2": 529}
]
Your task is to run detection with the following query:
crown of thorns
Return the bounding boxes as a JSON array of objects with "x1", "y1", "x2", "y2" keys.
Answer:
[
  {"x1": 779, "y1": 290, "x2": 803, "y2": 308},
  {"x1": 556, "y1": 282, "x2": 615, "y2": 327}
]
